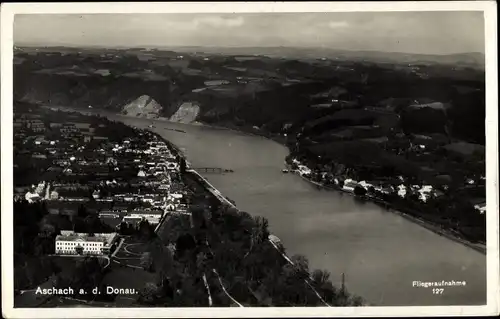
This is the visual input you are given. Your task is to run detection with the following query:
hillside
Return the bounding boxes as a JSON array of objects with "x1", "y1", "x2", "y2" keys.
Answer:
[
  {"x1": 14, "y1": 72, "x2": 180, "y2": 117},
  {"x1": 169, "y1": 102, "x2": 201, "y2": 124},
  {"x1": 13, "y1": 48, "x2": 485, "y2": 144},
  {"x1": 121, "y1": 95, "x2": 162, "y2": 118}
]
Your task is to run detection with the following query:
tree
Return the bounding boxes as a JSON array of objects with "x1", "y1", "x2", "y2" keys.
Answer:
[
  {"x1": 73, "y1": 217, "x2": 87, "y2": 233},
  {"x1": 138, "y1": 219, "x2": 154, "y2": 241},
  {"x1": 290, "y1": 254, "x2": 310, "y2": 281},
  {"x1": 118, "y1": 221, "x2": 129, "y2": 235},
  {"x1": 311, "y1": 269, "x2": 331, "y2": 288},
  {"x1": 77, "y1": 204, "x2": 88, "y2": 218},
  {"x1": 141, "y1": 252, "x2": 154, "y2": 271},
  {"x1": 196, "y1": 252, "x2": 208, "y2": 272},
  {"x1": 175, "y1": 234, "x2": 197, "y2": 260},
  {"x1": 250, "y1": 216, "x2": 270, "y2": 251},
  {"x1": 190, "y1": 205, "x2": 208, "y2": 231},
  {"x1": 347, "y1": 295, "x2": 364, "y2": 306},
  {"x1": 75, "y1": 245, "x2": 84, "y2": 255},
  {"x1": 353, "y1": 185, "x2": 367, "y2": 197},
  {"x1": 71, "y1": 257, "x2": 105, "y2": 299},
  {"x1": 159, "y1": 276, "x2": 175, "y2": 300},
  {"x1": 180, "y1": 157, "x2": 187, "y2": 174},
  {"x1": 367, "y1": 186, "x2": 376, "y2": 195}
]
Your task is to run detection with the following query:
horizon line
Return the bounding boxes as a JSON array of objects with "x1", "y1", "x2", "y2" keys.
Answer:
[{"x1": 13, "y1": 43, "x2": 485, "y2": 57}]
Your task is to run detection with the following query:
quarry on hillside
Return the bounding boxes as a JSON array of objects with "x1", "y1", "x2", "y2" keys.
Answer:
[
  {"x1": 168, "y1": 102, "x2": 201, "y2": 124},
  {"x1": 121, "y1": 95, "x2": 162, "y2": 118}
]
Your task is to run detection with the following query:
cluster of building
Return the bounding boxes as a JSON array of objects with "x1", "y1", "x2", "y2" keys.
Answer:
[
  {"x1": 14, "y1": 107, "x2": 190, "y2": 256},
  {"x1": 289, "y1": 158, "x2": 445, "y2": 203},
  {"x1": 13, "y1": 113, "x2": 46, "y2": 133},
  {"x1": 290, "y1": 153, "x2": 487, "y2": 216}
]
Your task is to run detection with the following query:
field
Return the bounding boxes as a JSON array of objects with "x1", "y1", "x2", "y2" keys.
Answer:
[{"x1": 444, "y1": 142, "x2": 485, "y2": 157}]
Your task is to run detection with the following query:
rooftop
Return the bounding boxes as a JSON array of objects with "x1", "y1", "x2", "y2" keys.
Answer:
[
  {"x1": 56, "y1": 231, "x2": 117, "y2": 244},
  {"x1": 56, "y1": 234, "x2": 107, "y2": 242},
  {"x1": 129, "y1": 210, "x2": 163, "y2": 216}
]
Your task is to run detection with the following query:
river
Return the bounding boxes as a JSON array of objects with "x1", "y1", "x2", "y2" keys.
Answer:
[{"x1": 104, "y1": 113, "x2": 486, "y2": 306}]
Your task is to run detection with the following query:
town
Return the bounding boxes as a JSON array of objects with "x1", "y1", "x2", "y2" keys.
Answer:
[
  {"x1": 14, "y1": 101, "x2": 188, "y2": 237},
  {"x1": 14, "y1": 103, "x2": 189, "y2": 304},
  {"x1": 6, "y1": 7, "x2": 491, "y2": 312},
  {"x1": 13, "y1": 103, "x2": 364, "y2": 307}
]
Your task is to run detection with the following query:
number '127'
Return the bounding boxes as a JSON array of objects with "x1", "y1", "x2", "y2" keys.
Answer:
[{"x1": 433, "y1": 288, "x2": 444, "y2": 294}]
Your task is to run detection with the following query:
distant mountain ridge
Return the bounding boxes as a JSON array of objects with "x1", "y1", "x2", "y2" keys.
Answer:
[
  {"x1": 178, "y1": 47, "x2": 485, "y2": 66},
  {"x1": 146, "y1": 46, "x2": 485, "y2": 67},
  {"x1": 14, "y1": 48, "x2": 485, "y2": 144},
  {"x1": 15, "y1": 44, "x2": 485, "y2": 68}
]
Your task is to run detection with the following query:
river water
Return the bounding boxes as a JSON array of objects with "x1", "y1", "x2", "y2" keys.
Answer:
[{"x1": 106, "y1": 114, "x2": 486, "y2": 306}]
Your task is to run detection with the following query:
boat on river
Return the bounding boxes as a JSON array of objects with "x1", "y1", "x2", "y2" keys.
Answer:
[{"x1": 282, "y1": 168, "x2": 290, "y2": 173}]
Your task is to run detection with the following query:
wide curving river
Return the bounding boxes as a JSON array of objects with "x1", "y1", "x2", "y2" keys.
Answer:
[{"x1": 107, "y1": 113, "x2": 486, "y2": 306}]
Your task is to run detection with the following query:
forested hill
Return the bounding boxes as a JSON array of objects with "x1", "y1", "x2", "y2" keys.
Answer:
[{"x1": 14, "y1": 47, "x2": 485, "y2": 145}]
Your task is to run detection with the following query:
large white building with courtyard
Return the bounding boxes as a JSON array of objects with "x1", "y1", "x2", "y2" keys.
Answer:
[{"x1": 55, "y1": 231, "x2": 118, "y2": 256}]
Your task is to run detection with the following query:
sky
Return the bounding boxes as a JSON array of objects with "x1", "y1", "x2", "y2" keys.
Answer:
[{"x1": 14, "y1": 12, "x2": 485, "y2": 55}]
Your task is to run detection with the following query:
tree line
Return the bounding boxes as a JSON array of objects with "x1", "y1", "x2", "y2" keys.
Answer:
[{"x1": 134, "y1": 197, "x2": 364, "y2": 307}]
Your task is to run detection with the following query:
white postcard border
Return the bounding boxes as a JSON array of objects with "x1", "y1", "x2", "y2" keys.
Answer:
[{"x1": 1, "y1": 2, "x2": 498, "y2": 318}]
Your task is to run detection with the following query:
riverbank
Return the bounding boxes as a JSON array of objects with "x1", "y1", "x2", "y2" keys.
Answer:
[
  {"x1": 182, "y1": 169, "x2": 366, "y2": 306},
  {"x1": 197, "y1": 121, "x2": 487, "y2": 255},
  {"x1": 289, "y1": 166, "x2": 486, "y2": 255},
  {"x1": 130, "y1": 120, "x2": 366, "y2": 306},
  {"x1": 45, "y1": 106, "x2": 486, "y2": 306},
  {"x1": 54, "y1": 105, "x2": 486, "y2": 256}
]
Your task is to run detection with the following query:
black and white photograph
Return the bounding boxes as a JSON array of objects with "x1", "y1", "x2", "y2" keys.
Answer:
[{"x1": 1, "y1": 2, "x2": 498, "y2": 318}]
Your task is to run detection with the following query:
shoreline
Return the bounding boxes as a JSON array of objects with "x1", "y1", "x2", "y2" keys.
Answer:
[
  {"x1": 47, "y1": 106, "x2": 486, "y2": 255},
  {"x1": 147, "y1": 143, "x2": 356, "y2": 305},
  {"x1": 118, "y1": 120, "x2": 364, "y2": 305},
  {"x1": 183, "y1": 169, "x2": 363, "y2": 306},
  {"x1": 291, "y1": 167, "x2": 486, "y2": 255}
]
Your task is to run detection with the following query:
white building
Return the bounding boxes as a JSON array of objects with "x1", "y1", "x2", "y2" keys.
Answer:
[
  {"x1": 55, "y1": 231, "x2": 118, "y2": 255},
  {"x1": 169, "y1": 193, "x2": 184, "y2": 200},
  {"x1": 158, "y1": 184, "x2": 170, "y2": 191},
  {"x1": 342, "y1": 179, "x2": 358, "y2": 192},
  {"x1": 166, "y1": 162, "x2": 179, "y2": 171},
  {"x1": 297, "y1": 165, "x2": 311, "y2": 176},
  {"x1": 122, "y1": 216, "x2": 143, "y2": 225},
  {"x1": 417, "y1": 185, "x2": 434, "y2": 202},
  {"x1": 142, "y1": 196, "x2": 155, "y2": 204},
  {"x1": 92, "y1": 190, "x2": 101, "y2": 199},
  {"x1": 128, "y1": 210, "x2": 163, "y2": 225},
  {"x1": 35, "y1": 181, "x2": 46, "y2": 195},
  {"x1": 124, "y1": 197, "x2": 135, "y2": 202},
  {"x1": 474, "y1": 203, "x2": 486, "y2": 214},
  {"x1": 50, "y1": 190, "x2": 59, "y2": 200},
  {"x1": 374, "y1": 184, "x2": 394, "y2": 195},
  {"x1": 25, "y1": 191, "x2": 41, "y2": 203},
  {"x1": 358, "y1": 181, "x2": 373, "y2": 190},
  {"x1": 397, "y1": 185, "x2": 407, "y2": 198},
  {"x1": 99, "y1": 211, "x2": 120, "y2": 219},
  {"x1": 165, "y1": 202, "x2": 176, "y2": 211}
]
